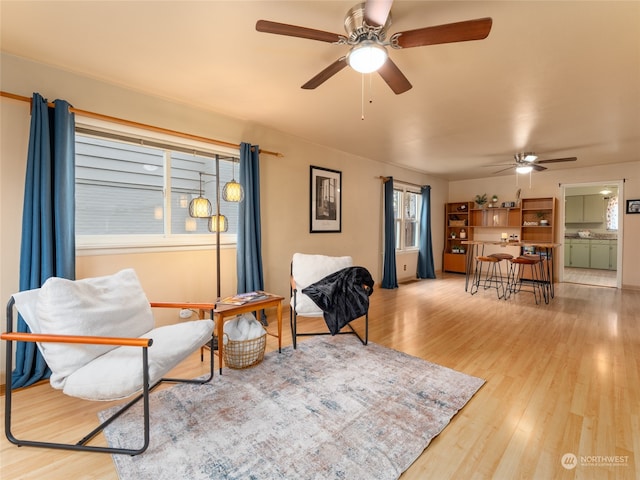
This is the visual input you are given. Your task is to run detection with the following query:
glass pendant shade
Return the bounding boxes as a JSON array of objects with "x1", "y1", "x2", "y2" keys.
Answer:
[
  {"x1": 516, "y1": 165, "x2": 533, "y2": 174},
  {"x1": 347, "y1": 41, "x2": 388, "y2": 73},
  {"x1": 189, "y1": 196, "x2": 212, "y2": 218},
  {"x1": 208, "y1": 214, "x2": 228, "y2": 232},
  {"x1": 222, "y1": 180, "x2": 244, "y2": 202}
]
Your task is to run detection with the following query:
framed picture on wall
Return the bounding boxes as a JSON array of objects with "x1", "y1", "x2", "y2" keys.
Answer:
[
  {"x1": 310, "y1": 165, "x2": 342, "y2": 233},
  {"x1": 626, "y1": 199, "x2": 640, "y2": 214}
]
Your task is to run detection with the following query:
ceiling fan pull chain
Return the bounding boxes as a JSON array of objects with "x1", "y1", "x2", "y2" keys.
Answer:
[{"x1": 361, "y1": 73, "x2": 365, "y2": 120}]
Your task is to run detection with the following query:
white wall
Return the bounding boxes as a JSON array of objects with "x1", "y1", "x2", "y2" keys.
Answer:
[{"x1": 0, "y1": 53, "x2": 445, "y2": 384}]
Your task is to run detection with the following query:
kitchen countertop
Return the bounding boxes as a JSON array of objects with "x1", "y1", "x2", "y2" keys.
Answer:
[{"x1": 564, "y1": 233, "x2": 618, "y2": 240}]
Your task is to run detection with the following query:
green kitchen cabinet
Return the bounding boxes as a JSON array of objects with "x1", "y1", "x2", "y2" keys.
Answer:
[
  {"x1": 566, "y1": 239, "x2": 590, "y2": 268},
  {"x1": 565, "y1": 196, "x2": 584, "y2": 223},
  {"x1": 609, "y1": 242, "x2": 617, "y2": 270},
  {"x1": 583, "y1": 195, "x2": 605, "y2": 222},
  {"x1": 565, "y1": 195, "x2": 605, "y2": 223},
  {"x1": 590, "y1": 240, "x2": 611, "y2": 270}
]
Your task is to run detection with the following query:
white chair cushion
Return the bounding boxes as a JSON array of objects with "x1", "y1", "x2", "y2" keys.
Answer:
[
  {"x1": 62, "y1": 319, "x2": 214, "y2": 401},
  {"x1": 34, "y1": 269, "x2": 155, "y2": 389},
  {"x1": 291, "y1": 253, "x2": 352, "y2": 316}
]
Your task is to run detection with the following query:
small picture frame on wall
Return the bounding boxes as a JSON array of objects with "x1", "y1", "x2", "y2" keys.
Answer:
[
  {"x1": 310, "y1": 165, "x2": 342, "y2": 233},
  {"x1": 626, "y1": 199, "x2": 640, "y2": 214}
]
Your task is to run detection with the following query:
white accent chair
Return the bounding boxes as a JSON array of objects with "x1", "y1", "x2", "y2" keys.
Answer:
[
  {"x1": 1, "y1": 268, "x2": 214, "y2": 455},
  {"x1": 289, "y1": 253, "x2": 369, "y2": 349}
]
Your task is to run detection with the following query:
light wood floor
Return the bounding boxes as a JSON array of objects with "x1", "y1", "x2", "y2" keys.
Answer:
[
  {"x1": 2, "y1": 275, "x2": 639, "y2": 479},
  {"x1": 564, "y1": 267, "x2": 618, "y2": 288}
]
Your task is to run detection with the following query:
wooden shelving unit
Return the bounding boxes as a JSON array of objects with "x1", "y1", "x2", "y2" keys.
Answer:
[
  {"x1": 443, "y1": 202, "x2": 472, "y2": 273},
  {"x1": 520, "y1": 197, "x2": 556, "y2": 243},
  {"x1": 469, "y1": 206, "x2": 521, "y2": 228},
  {"x1": 443, "y1": 197, "x2": 557, "y2": 276}
]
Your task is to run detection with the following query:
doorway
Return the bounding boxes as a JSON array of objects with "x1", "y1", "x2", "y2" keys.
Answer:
[{"x1": 561, "y1": 181, "x2": 623, "y2": 288}]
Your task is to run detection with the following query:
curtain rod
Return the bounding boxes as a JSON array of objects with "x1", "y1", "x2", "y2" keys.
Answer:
[
  {"x1": 1, "y1": 91, "x2": 284, "y2": 158},
  {"x1": 379, "y1": 176, "x2": 427, "y2": 189}
]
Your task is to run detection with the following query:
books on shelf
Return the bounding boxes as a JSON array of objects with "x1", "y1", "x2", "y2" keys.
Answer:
[{"x1": 218, "y1": 291, "x2": 270, "y2": 306}]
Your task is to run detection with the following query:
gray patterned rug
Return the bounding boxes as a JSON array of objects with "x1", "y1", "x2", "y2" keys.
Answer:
[{"x1": 100, "y1": 335, "x2": 484, "y2": 480}]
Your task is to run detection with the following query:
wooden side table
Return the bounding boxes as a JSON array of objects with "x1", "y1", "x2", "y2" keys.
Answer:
[{"x1": 185, "y1": 293, "x2": 284, "y2": 374}]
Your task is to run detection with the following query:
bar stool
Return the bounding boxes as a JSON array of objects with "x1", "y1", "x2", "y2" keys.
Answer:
[
  {"x1": 506, "y1": 255, "x2": 542, "y2": 304},
  {"x1": 470, "y1": 255, "x2": 505, "y2": 299},
  {"x1": 489, "y1": 253, "x2": 513, "y2": 274}
]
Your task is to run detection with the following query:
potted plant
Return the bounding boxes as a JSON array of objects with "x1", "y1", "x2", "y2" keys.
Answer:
[
  {"x1": 536, "y1": 211, "x2": 549, "y2": 225},
  {"x1": 474, "y1": 193, "x2": 488, "y2": 208}
]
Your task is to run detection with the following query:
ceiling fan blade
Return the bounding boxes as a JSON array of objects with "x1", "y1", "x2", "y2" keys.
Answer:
[
  {"x1": 301, "y1": 58, "x2": 348, "y2": 89},
  {"x1": 532, "y1": 164, "x2": 547, "y2": 172},
  {"x1": 493, "y1": 166, "x2": 515, "y2": 175},
  {"x1": 256, "y1": 20, "x2": 342, "y2": 43},
  {"x1": 377, "y1": 58, "x2": 412, "y2": 94},
  {"x1": 537, "y1": 157, "x2": 577, "y2": 164},
  {"x1": 364, "y1": 0, "x2": 394, "y2": 27},
  {"x1": 395, "y1": 17, "x2": 493, "y2": 49}
]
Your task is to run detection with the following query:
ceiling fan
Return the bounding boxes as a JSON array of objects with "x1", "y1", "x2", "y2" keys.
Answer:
[
  {"x1": 255, "y1": 0, "x2": 492, "y2": 94},
  {"x1": 492, "y1": 153, "x2": 578, "y2": 174}
]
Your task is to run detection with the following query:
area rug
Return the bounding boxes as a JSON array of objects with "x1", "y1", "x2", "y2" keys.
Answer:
[{"x1": 99, "y1": 335, "x2": 484, "y2": 480}]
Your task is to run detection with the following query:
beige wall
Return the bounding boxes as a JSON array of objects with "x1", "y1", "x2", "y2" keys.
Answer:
[{"x1": 0, "y1": 53, "x2": 444, "y2": 383}]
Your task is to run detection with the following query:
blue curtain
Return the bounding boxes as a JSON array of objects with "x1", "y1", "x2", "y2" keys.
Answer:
[
  {"x1": 381, "y1": 177, "x2": 398, "y2": 289},
  {"x1": 417, "y1": 185, "x2": 436, "y2": 279},
  {"x1": 236, "y1": 142, "x2": 265, "y2": 320},
  {"x1": 13, "y1": 93, "x2": 76, "y2": 388}
]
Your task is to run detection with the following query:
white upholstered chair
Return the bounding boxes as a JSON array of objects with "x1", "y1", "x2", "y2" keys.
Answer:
[
  {"x1": 289, "y1": 253, "x2": 371, "y2": 349},
  {"x1": 1, "y1": 268, "x2": 215, "y2": 455}
]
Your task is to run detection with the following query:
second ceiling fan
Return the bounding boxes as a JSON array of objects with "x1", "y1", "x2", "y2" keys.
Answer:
[
  {"x1": 492, "y1": 153, "x2": 578, "y2": 174},
  {"x1": 256, "y1": 0, "x2": 493, "y2": 94}
]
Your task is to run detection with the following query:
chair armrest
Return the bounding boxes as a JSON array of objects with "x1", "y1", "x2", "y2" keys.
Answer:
[
  {"x1": 290, "y1": 276, "x2": 297, "y2": 292},
  {"x1": 0, "y1": 332, "x2": 152, "y2": 348},
  {"x1": 150, "y1": 302, "x2": 216, "y2": 310}
]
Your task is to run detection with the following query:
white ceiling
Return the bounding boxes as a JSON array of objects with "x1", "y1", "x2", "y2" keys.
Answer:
[{"x1": 1, "y1": 1, "x2": 639, "y2": 181}]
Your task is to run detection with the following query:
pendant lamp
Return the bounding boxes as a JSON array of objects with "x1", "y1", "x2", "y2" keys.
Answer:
[
  {"x1": 222, "y1": 161, "x2": 244, "y2": 202},
  {"x1": 208, "y1": 214, "x2": 228, "y2": 233},
  {"x1": 189, "y1": 172, "x2": 212, "y2": 217}
]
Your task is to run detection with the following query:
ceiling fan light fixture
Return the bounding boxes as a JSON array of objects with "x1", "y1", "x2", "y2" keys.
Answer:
[
  {"x1": 523, "y1": 153, "x2": 538, "y2": 162},
  {"x1": 516, "y1": 165, "x2": 533, "y2": 174},
  {"x1": 347, "y1": 41, "x2": 387, "y2": 73}
]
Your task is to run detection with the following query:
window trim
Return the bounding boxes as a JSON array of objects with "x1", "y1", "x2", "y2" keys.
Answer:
[
  {"x1": 75, "y1": 116, "x2": 240, "y2": 255},
  {"x1": 393, "y1": 184, "x2": 422, "y2": 253}
]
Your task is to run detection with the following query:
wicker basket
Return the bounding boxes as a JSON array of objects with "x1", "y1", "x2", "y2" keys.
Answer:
[
  {"x1": 449, "y1": 220, "x2": 467, "y2": 227},
  {"x1": 223, "y1": 332, "x2": 267, "y2": 369}
]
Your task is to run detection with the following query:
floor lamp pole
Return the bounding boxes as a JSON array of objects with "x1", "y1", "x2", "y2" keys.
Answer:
[{"x1": 215, "y1": 155, "x2": 221, "y2": 299}]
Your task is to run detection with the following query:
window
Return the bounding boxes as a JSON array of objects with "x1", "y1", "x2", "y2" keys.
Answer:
[
  {"x1": 606, "y1": 195, "x2": 618, "y2": 230},
  {"x1": 75, "y1": 125, "x2": 239, "y2": 251},
  {"x1": 393, "y1": 187, "x2": 421, "y2": 251}
]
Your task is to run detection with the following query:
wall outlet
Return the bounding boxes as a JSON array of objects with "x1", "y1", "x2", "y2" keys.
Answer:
[
  {"x1": 179, "y1": 309, "x2": 193, "y2": 319},
  {"x1": 403, "y1": 264, "x2": 407, "y2": 271}
]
